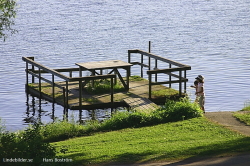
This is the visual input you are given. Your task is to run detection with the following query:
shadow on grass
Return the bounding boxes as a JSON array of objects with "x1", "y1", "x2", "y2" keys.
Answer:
[
  {"x1": 60, "y1": 151, "x2": 155, "y2": 166},
  {"x1": 100, "y1": 151, "x2": 155, "y2": 166},
  {"x1": 91, "y1": 137, "x2": 250, "y2": 166},
  {"x1": 149, "y1": 137, "x2": 250, "y2": 166}
]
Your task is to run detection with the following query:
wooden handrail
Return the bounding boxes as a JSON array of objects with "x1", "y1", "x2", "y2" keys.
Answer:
[
  {"x1": 22, "y1": 57, "x2": 70, "y2": 81},
  {"x1": 147, "y1": 66, "x2": 191, "y2": 74},
  {"x1": 128, "y1": 49, "x2": 191, "y2": 68}
]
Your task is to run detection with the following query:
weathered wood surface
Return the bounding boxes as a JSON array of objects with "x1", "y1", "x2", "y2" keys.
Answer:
[
  {"x1": 123, "y1": 97, "x2": 159, "y2": 113},
  {"x1": 76, "y1": 60, "x2": 132, "y2": 70}
]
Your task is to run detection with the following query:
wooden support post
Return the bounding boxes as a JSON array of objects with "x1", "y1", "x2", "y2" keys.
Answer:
[
  {"x1": 184, "y1": 70, "x2": 187, "y2": 93},
  {"x1": 149, "y1": 74, "x2": 152, "y2": 99},
  {"x1": 79, "y1": 67, "x2": 82, "y2": 77},
  {"x1": 169, "y1": 64, "x2": 172, "y2": 88},
  {"x1": 155, "y1": 59, "x2": 158, "y2": 82},
  {"x1": 66, "y1": 81, "x2": 69, "y2": 109},
  {"x1": 79, "y1": 80, "x2": 82, "y2": 111},
  {"x1": 149, "y1": 41, "x2": 151, "y2": 53},
  {"x1": 25, "y1": 62, "x2": 29, "y2": 94},
  {"x1": 32, "y1": 63, "x2": 35, "y2": 83},
  {"x1": 91, "y1": 70, "x2": 95, "y2": 87},
  {"x1": 126, "y1": 66, "x2": 130, "y2": 91},
  {"x1": 149, "y1": 41, "x2": 151, "y2": 70},
  {"x1": 29, "y1": 57, "x2": 35, "y2": 83},
  {"x1": 26, "y1": 62, "x2": 28, "y2": 84},
  {"x1": 114, "y1": 69, "x2": 117, "y2": 85},
  {"x1": 38, "y1": 68, "x2": 42, "y2": 107},
  {"x1": 63, "y1": 87, "x2": 66, "y2": 108},
  {"x1": 52, "y1": 74, "x2": 55, "y2": 103},
  {"x1": 179, "y1": 70, "x2": 182, "y2": 97},
  {"x1": 141, "y1": 54, "x2": 143, "y2": 78},
  {"x1": 148, "y1": 57, "x2": 151, "y2": 71},
  {"x1": 111, "y1": 77, "x2": 114, "y2": 112}
]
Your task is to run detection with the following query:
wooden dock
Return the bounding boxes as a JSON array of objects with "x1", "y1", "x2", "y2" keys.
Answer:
[
  {"x1": 123, "y1": 97, "x2": 159, "y2": 113},
  {"x1": 26, "y1": 77, "x2": 180, "y2": 110},
  {"x1": 23, "y1": 48, "x2": 191, "y2": 111}
]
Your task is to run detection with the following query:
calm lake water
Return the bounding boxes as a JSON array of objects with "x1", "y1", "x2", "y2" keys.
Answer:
[{"x1": 0, "y1": 0, "x2": 249, "y2": 131}]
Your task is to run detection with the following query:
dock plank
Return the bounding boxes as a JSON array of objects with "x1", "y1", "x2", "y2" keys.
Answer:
[{"x1": 123, "y1": 97, "x2": 159, "y2": 113}]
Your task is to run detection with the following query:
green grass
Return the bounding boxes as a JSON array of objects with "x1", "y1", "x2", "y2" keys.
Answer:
[
  {"x1": 151, "y1": 88, "x2": 179, "y2": 98},
  {"x1": 52, "y1": 117, "x2": 250, "y2": 165},
  {"x1": 37, "y1": 98, "x2": 203, "y2": 142},
  {"x1": 86, "y1": 79, "x2": 125, "y2": 94},
  {"x1": 233, "y1": 105, "x2": 250, "y2": 125},
  {"x1": 129, "y1": 75, "x2": 146, "y2": 81},
  {"x1": 2, "y1": 99, "x2": 250, "y2": 165}
]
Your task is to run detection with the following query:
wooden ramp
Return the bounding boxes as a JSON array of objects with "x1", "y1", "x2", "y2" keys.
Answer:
[{"x1": 123, "y1": 97, "x2": 159, "y2": 113}]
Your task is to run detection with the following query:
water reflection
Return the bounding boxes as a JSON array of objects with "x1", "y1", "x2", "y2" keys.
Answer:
[{"x1": 24, "y1": 92, "x2": 123, "y2": 126}]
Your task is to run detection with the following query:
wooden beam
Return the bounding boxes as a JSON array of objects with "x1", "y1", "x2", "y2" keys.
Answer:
[
  {"x1": 69, "y1": 74, "x2": 116, "y2": 82},
  {"x1": 147, "y1": 67, "x2": 191, "y2": 74},
  {"x1": 136, "y1": 49, "x2": 190, "y2": 67},
  {"x1": 130, "y1": 62, "x2": 149, "y2": 68},
  {"x1": 22, "y1": 57, "x2": 70, "y2": 81},
  {"x1": 150, "y1": 79, "x2": 188, "y2": 85},
  {"x1": 27, "y1": 70, "x2": 65, "y2": 89}
]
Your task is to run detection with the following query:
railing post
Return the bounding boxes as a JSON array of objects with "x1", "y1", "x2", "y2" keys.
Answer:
[
  {"x1": 184, "y1": 70, "x2": 187, "y2": 93},
  {"x1": 52, "y1": 74, "x2": 55, "y2": 103},
  {"x1": 169, "y1": 64, "x2": 172, "y2": 88},
  {"x1": 149, "y1": 74, "x2": 152, "y2": 99},
  {"x1": 38, "y1": 68, "x2": 42, "y2": 108},
  {"x1": 149, "y1": 41, "x2": 151, "y2": 53},
  {"x1": 25, "y1": 62, "x2": 29, "y2": 85},
  {"x1": 179, "y1": 70, "x2": 182, "y2": 97},
  {"x1": 141, "y1": 54, "x2": 143, "y2": 78},
  {"x1": 27, "y1": 57, "x2": 35, "y2": 83},
  {"x1": 63, "y1": 87, "x2": 66, "y2": 108},
  {"x1": 155, "y1": 59, "x2": 158, "y2": 82},
  {"x1": 148, "y1": 57, "x2": 151, "y2": 71},
  {"x1": 148, "y1": 41, "x2": 151, "y2": 73},
  {"x1": 111, "y1": 77, "x2": 114, "y2": 112},
  {"x1": 25, "y1": 61, "x2": 29, "y2": 94},
  {"x1": 66, "y1": 81, "x2": 69, "y2": 109},
  {"x1": 79, "y1": 80, "x2": 82, "y2": 111}
]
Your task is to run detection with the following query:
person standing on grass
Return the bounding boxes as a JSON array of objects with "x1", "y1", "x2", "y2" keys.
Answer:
[{"x1": 195, "y1": 75, "x2": 205, "y2": 113}]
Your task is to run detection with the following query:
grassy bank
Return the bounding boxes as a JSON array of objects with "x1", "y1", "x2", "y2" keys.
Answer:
[
  {"x1": 1, "y1": 99, "x2": 250, "y2": 166},
  {"x1": 233, "y1": 105, "x2": 250, "y2": 125},
  {"x1": 53, "y1": 117, "x2": 250, "y2": 165},
  {"x1": 39, "y1": 98, "x2": 203, "y2": 142}
]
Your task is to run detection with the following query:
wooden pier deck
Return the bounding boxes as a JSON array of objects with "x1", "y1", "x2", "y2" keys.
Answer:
[
  {"x1": 23, "y1": 48, "x2": 191, "y2": 111},
  {"x1": 27, "y1": 77, "x2": 181, "y2": 110},
  {"x1": 123, "y1": 97, "x2": 159, "y2": 113}
]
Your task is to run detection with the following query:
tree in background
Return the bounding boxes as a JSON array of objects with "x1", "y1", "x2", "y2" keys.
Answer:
[{"x1": 0, "y1": 0, "x2": 17, "y2": 41}]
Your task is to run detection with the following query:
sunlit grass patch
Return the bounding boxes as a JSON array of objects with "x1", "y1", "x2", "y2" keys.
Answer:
[
  {"x1": 233, "y1": 110, "x2": 250, "y2": 126},
  {"x1": 151, "y1": 88, "x2": 179, "y2": 98},
  {"x1": 52, "y1": 117, "x2": 250, "y2": 165},
  {"x1": 86, "y1": 79, "x2": 125, "y2": 94}
]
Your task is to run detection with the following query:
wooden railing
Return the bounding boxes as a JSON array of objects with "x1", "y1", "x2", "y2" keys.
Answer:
[
  {"x1": 22, "y1": 57, "x2": 116, "y2": 110},
  {"x1": 128, "y1": 49, "x2": 191, "y2": 98}
]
